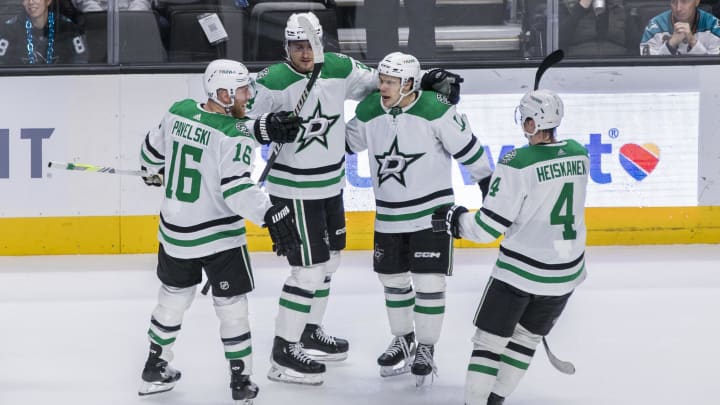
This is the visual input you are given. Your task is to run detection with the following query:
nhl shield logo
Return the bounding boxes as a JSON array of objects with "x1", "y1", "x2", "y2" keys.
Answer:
[
  {"x1": 373, "y1": 243, "x2": 384, "y2": 263},
  {"x1": 220, "y1": 281, "x2": 230, "y2": 290}
]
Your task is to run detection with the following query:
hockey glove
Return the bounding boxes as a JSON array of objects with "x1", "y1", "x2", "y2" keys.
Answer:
[
  {"x1": 140, "y1": 166, "x2": 163, "y2": 187},
  {"x1": 478, "y1": 176, "x2": 491, "y2": 201},
  {"x1": 420, "y1": 68, "x2": 464, "y2": 105},
  {"x1": 264, "y1": 204, "x2": 301, "y2": 256},
  {"x1": 254, "y1": 112, "x2": 301, "y2": 145},
  {"x1": 431, "y1": 204, "x2": 468, "y2": 239}
]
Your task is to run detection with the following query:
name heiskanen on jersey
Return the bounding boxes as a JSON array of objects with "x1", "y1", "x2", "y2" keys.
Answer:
[{"x1": 536, "y1": 160, "x2": 586, "y2": 182}]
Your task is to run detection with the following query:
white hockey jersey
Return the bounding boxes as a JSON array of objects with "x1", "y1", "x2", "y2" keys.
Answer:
[
  {"x1": 346, "y1": 91, "x2": 492, "y2": 233},
  {"x1": 459, "y1": 139, "x2": 589, "y2": 296},
  {"x1": 140, "y1": 99, "x2": 273, "y2": 259},
  {"x1": 248, "y1": 52, "x2": 377, "y2": 200}
]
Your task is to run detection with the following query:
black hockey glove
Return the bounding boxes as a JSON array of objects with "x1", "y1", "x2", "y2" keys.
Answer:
[
  {"x1": 478, "y1": 176, "x2": 491, "y2": 201},
  {"x1": 140, "y1": 166, "x2": 162, "y2": 187},
  {"x1": 264, "y1": 204, "x2": 301, "y2": 256},
  {"x1": 254, "y1": 112, "x2": 301, "y2": 145},
  {"x1": 420, "y1": 68, "x2": 464, "y2": 105},
  {"x1": 431, "y1": 204, "x2": 468, "y2": 239}
]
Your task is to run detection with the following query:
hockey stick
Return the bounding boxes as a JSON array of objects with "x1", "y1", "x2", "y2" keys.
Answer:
[
  {"x1": 201, "y1": 18, "x2": 324, "y2": 297},
  {"x1": 47, "y1": 161, "x2": 148, "y2": 177},
  {"x1": 542, "y1": 337, "x2": 576, "y2": 375},
  {"x1": 533, "y1": 49, "x2": 564, "y2": 91},
  {"x1": 256, "y1": 15, "x2": 325, "y2": 186}
]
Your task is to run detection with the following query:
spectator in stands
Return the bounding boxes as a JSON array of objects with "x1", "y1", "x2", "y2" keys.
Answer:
[
  {"x1": 71, "y1": 0, "x2": 150, "y2": 12},
  {"x1": 362, "y1": 0, "x2": 436, "y2": 59},
  {"x1": 640, "y1": 0, "x2": 720, "y2": 54},
  {"x1": 0, "y1": 0, "x2": 88, "y2": 64},
  {"x1": 559, "y1": 0, "x2": 629, "y2": 56}
]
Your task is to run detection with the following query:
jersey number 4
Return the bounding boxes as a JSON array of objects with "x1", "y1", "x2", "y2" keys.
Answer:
[{"x1": 550, "y1": 182, "x2": 577, "y2": 240}]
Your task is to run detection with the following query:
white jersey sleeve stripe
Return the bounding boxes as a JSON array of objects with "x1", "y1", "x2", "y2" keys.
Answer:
[{"x1": 496, "y1": 260, "x2": 585, "y2": 284}]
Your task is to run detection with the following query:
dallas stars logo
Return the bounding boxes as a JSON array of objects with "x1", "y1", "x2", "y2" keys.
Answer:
[
  {"x1": 296, "y1": 101, "x2": 341, "y2": 153},
  {"x1": 374, "y1": 136, "x2": 424, "y2": 187}
]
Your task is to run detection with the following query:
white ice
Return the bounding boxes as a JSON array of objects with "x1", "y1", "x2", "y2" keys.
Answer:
[{"x1": 0, "y1": 245, "x2": 718, "y2": 405}]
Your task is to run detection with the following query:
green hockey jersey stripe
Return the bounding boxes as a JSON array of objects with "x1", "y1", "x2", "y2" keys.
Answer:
[
  {"x1": 500, "y1": 245, "x2": 584, "y2": 270},
  {"x1": 480, "y1": 207, "x2": 513, "y2": 228},
  {"x1": 496, "y1": 260, "x2": 585, "y2": 283},
  {"x1": 268, "y1": 170, "x2": 345, "y2": 188},
  {"x1": 160, "y1": 213, "x2": 242, "y2": 233},
  {"x1": 375, "y1": 188, "x2": 454, "y2": 209},
  {"x1": 223, "y1": 183, "x2": 254, "y2": 199},
  {"x1": 376, "y1": 204, "x2": 446, "y2": 222},
  {"x1": 143, "y1": 135, "x2": 164, "y2": 161},
  {"x1": 141, "y1": 149, "x2": 164, "y2": 166},
  {"x1": 159, "y1": 227, "x2": 246, "y2": 247},
  {"x1": 271, "y1": 156, "x2": 345, "y2": 175}
]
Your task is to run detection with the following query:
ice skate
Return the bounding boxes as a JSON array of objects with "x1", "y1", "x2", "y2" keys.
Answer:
[
  {"x1": 412, "y1": 343, "x2": 437, "y2": 387},
  {"x1": 267, "y1": 336, "x2": 325, "y2": 386},
  {"x1": 377, "y1": 332, "x2": 416, "y2": 377},
  {"x1": 138, "y1": 343, "x2": 181, "y2": 396},
  {"x1": 230, "y1": 359, "x2": 259, "y2": 405},
  {"x1": 300, "y1": 324, "x2": 349, "y2": 361},
  {"x1": 487, "y1": 393, "x2": 505, "y2": 405}
]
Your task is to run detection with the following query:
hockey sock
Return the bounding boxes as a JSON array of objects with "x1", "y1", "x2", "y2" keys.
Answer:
[
  {"x1": 378, "y1": 272, "x2": 415, "y2": 336},
  {"x1": 214, "y1": 294, "x2": 253, "y2": 372},
  {"x1": 412, "y1": 273, "x2": 446, "y2": 344},
  {"x1": 275, "y1": 263, "x2": 325, "y2": 342},
  {"x1": 492, "y1": 324, "x2": 541, "y2": 398},
  {"x1": 147, "y1": 284, "x2": 196, "y2": 361},
  {"x1": 465, "y1": 328, "x2": 509, "y2": 405},
  {"x1": 307, "y1": 250, "x2": 341, "y2": 325}
]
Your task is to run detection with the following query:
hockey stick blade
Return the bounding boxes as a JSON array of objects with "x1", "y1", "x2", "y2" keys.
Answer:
[
  {"x1": 48, "y1": 161, "x2": 148, "y2": 177},
  {"x1": 542, "y1": 337, "x2": 576, "y2": 375},
  {"x1": 533, "y1": 49, "x2": 564, "y2": 91},
  {"x1": 257, "y1": 15, "x2": 325, "y2": 186}
]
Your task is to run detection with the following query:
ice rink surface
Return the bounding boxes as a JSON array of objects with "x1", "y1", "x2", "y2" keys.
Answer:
[{"x1": 1, "y1": 245, "x2": 718, "y2": 405}]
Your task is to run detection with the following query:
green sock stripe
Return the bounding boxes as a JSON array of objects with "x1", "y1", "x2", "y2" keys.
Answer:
[
  {"x1": 148, "y1": 329, "x2": 176, "y2": 346},
  {"x1": 225, "y1": 346, "x2": 253, "y2": 360},
  {"x1": 468, "y1": 364, "x2": 499, "y2": 376},
  {"x1": 414, "y1": 305, "x2": 446, "y2": 315},
  {"x1": 500, "y1": 354, "x2": 529, "y2": 370},
  {"x1": 279, "y1": 298, "x2": 311, "y2": 313},
  {"x1": 314, "y1": 288, "x2": 330, "y2": 298},
  {"x1": 386, "y1": 297, "x2": 415, "y2": 308}
]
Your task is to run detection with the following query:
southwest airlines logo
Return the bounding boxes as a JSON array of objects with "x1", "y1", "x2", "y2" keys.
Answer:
[
  {"x1": 344, "y1": 130, "x2": 661, "y2": 188},
  {"x1": 587, "y1": 131, "x2": 660, "y2": 183}
]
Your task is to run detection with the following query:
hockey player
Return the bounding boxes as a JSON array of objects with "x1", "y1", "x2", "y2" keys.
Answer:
[
  {"x1": 345, "y1": 52, "x2": 492, "y2": 386},
  {"x1": 248, "y1": 12, "x2": 465, "y2": 385},
  {"x1": 137, "y1": 59, "x2": 302, "y2": 404},
  {"x1": 432, "y1": 89, "x2": 588, "y2": 404}
]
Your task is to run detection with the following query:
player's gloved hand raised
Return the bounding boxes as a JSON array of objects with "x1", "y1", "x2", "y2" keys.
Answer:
[
  {"x1": 254, "y1": 112, "x2": 301, "y2": 145},
  {"x1": 431, "y1": 204, "x2": 468, "y2": 239},
  {"x1": 264, "y1": 203, "x2": 301, "y2": 256},
  {"x1": 420, "y1": 68, "x2": 464, "y2": 105},
  {"x1": 141, "y1": 166, "x2": 163, "y2": 187}
]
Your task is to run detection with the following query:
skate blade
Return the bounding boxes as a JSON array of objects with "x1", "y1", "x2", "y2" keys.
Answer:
[
  {"x1": 305, "y1": 349, "x2": 348, "y2": 362},
  {"x1": 379, "y1": 361, "x2": 412, "y2": 378},
  {"x1": 138, "y1": 380, "x2": 176, "y2": 396},
  {"x1": 414, "y1": 371, "x2": 437, "y2": 387},
  {"x1": 267, "y1": 365, "x2": 324, "y2": 386},
  {"x1": 234, "y1": 399, "x2": 253, "y2": 405}
]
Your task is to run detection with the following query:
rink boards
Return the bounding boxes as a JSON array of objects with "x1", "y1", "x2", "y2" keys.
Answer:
[{"x1": 1, "y1": 69, "x2": 719, "y2": 254}]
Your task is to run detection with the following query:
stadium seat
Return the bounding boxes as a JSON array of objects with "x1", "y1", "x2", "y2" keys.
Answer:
[
  {"x1": 82, "y1": 11, "x2": 166, "y2": 63},
  {"x1": 167, "y1": 4, "x2": 246, "y2": 62}
]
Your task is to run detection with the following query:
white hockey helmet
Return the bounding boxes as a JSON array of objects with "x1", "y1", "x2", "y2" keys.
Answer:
[
  {"x1": 285, "y1": 12, "x2": 323, "y2": 42},
  {"x1": 378, "y1": 52, "x2": 421, "y2": 93},
  {"x1": 203, "y1": 59, "x2": 253, "y2": 110},
  {"x1": 515, "y1": 89, "x2": 564, "y2": 138}
]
